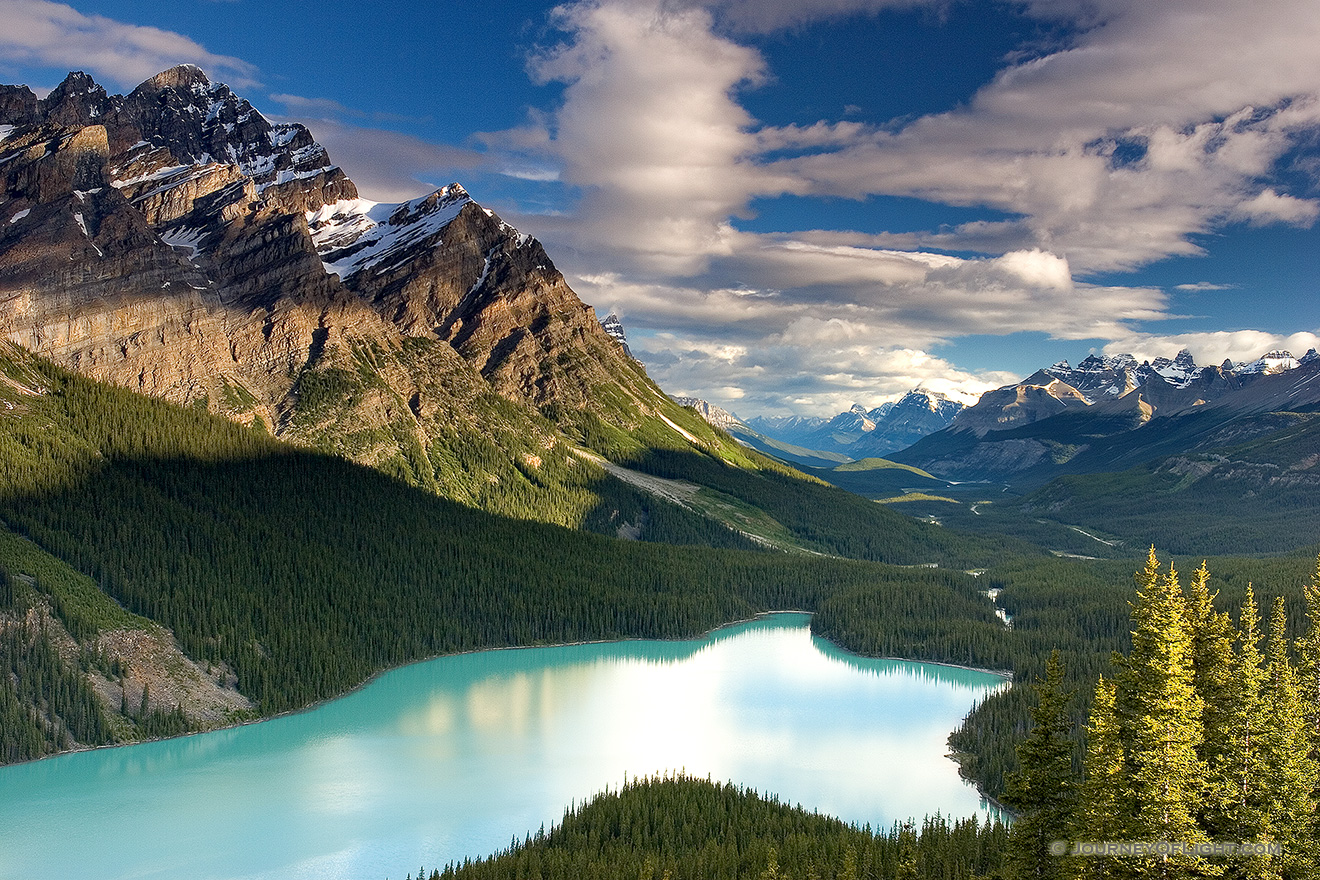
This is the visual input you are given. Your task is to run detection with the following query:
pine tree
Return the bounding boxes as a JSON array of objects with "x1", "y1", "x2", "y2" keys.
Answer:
[
  {"x1": 1070, "y1": 676, "x2": 1131, "y2": 880},
  {"x1": 1004, "y1": 649, "x2": 1077, "y2": 880},
  {"x1": 1297, "y1": 556, "x2": 1320, "y2": 846},
  {"x1": 1184, "y1": 561, "x2": 1238, "y2": 838},
  {"x1": 1260, "y1": 596, "x2": 1318, "y2": 880},
  {"x1": 1216, "y1": 585, "x2": 1272, "y2": 880},
  {"x1": 1121, "y1": 550, "x2": 1207, "y2": 879},
  {"x1": 1186, "y1": 563, "x2": 1236, "y2": 758}
]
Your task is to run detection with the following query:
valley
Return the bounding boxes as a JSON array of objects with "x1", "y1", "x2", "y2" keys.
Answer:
[{"x1": 0, "y1": 63, "x2": 1316, "y2": 880}]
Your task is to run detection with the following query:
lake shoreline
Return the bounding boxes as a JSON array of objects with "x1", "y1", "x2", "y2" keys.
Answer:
[{"x1": 5, "y1": 608, "x2": 1011, "y2": 770}]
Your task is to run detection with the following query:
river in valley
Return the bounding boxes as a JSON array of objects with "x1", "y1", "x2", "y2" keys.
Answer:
[{"x1": 0, "y1": 613, "x2": 1007, "y2": 880}]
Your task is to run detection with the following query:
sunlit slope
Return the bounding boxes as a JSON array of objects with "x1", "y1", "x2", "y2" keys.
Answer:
[{"x1": 0, "y1": 346, "x2": 1013, "y2": 762}]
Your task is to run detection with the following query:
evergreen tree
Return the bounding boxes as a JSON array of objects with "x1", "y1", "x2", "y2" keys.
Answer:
[
  {"x1": 1186, "y1": 561, "x2": 1237, "y2": 792},
  {"x1": 1260, "y1": 596, "x2": 1318, "y2": 880},
  {"x1": 1297, "y1": 557, "x2": 1320, "y2": 846},
  {"x1": 1070, "y1": 675, "x2": 1131, "y2": 880},
  {"x1": 1004, "y1": 649, "x2": 1077, "y2": 880},
  {"x1": 1121, "y1": 550, "x2": 1207, "y2": 879},
  {"x1": 1217, "y1": 585, "x2": 1273, "y2": 880}
]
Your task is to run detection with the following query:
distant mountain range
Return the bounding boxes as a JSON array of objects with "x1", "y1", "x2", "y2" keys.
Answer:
[
  {"x1": 883, "y1": 346, "x2": 1320, "y2": 554},
  {"x1": 663, "y1": 386, "x2": 965, "y2": 465},
  {"x1": 895, "y1": 346, "x2": 1320, "y2": 481},
  {"x1": 744, "y1": 391, "x2": 966, "y2": 459}
]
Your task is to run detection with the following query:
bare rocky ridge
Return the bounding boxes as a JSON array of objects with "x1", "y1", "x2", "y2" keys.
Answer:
[{"x1": 0, "y1": 67, "x2": 689, "y2": 473}]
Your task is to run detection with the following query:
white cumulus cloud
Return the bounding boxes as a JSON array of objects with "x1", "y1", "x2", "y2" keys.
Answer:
[{"x1": 0, "y1": 0, "x2": 258, "y2": 89}]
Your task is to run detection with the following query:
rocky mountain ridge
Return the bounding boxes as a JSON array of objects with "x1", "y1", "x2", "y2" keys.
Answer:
[
  {"x1": 0, "y1": 67, "x2": 724, "y2": 522},
  {"x1": 894, "y1": 346, "x2": 1320, "y2": 487},
  {"x1": 946, "y1": 347, "x2": 1318, "y2": 438}
]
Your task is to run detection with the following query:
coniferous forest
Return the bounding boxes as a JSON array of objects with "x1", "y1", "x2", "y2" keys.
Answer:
[{"x1": 2, "y1": 348, "x2": 1320, "y2": 878}]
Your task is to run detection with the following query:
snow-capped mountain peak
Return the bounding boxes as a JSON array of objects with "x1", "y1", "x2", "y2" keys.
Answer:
[
  {"x1": 1237, "y1": 350, "x2": 1299, "y2": 375},
  {"x1": 600, "y1": 313, "x2": 635, "y2": 360},
  {"x1": 308, "y1": 184, "x2": 476, "y2": 280}
]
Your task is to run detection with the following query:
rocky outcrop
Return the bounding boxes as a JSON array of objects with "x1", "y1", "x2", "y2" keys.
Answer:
[
  {"x1": 673, "y1": 396, "x2": 743, "y2": 432},
  {"x1": 0, "y1": 67, "x2": 707, "y2": 504},
  {"x1": 309, "y1": 185, "x2": 670, "y2": 422},
  {"x1": 950, "y1": 374, "x2": 1091, "y2": 437}
]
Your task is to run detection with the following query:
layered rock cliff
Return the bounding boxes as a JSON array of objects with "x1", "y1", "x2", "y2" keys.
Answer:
[{"x1": 0, "y1": 67, "x2": 711, "y2": 518}]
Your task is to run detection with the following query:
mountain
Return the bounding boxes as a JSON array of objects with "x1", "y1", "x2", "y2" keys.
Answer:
[
  {"x1": 849, "y1": 390, "x2": 966, "y2": 457},
  {"x1": 889, "y1": 348, "x2": 1320, "y2": 554},
  {"x1": 600, "y1": 313, "x2": 635, "y2": 360},
  {"x1": 0, "y1": 67, "x2": 779, "y2": 531},
  {"x1": 912, "y1": 347, "x2": 1320, "y2": 482},
  {"x1": 936, "y1": 348, "x2": 1320, "y2": 444},
  {"x1": 671, "y1": 396, "x2": 742, "y2": 432},
  {"x1": 0, "y1": 67, "x2": 1031, "y2": 561},
  {"x1": 744, "y1": 390, "x2": 964, "y2": 458}
]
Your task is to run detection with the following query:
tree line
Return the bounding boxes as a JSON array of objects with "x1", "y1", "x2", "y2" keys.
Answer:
[
  {"x1": 1005, "y1": 550, "x2": 1320, "y2": 880},
  {"x1": 407, "y1": 774, "x2": 1009, "y2": 880}
]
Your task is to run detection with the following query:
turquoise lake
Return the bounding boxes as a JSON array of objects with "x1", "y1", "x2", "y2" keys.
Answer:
[{"x1": 0, "y1": 613, "x2": 1007, "y2": 880}]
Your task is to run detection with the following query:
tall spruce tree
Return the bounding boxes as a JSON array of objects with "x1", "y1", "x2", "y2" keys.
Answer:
[
  {"x1": 1261, "y1": 596, "x2": 1318, "y2": 880},
  {"x1": 1004, "y1": 649, "x2": 1077, "y2": 880},
  {"x1": 1121, "y1": 550, "x2": 1208, "y2": 879},
  {"x1": 1070, "y1": 675, "x2": 1131, "y2": 880},
  {"x1": 1217, "y1": 585, "x2": 1273, "y2": 880},
  {"x1": 1187, "y1": 563, "x2": 1236, "y2": 763},
  {"x1": 1185, "y1": 561, "x2": 1239, "y2": 840},
  {"x1": 1298, "y1": 557, "x2": 1320, "y2": 846}
]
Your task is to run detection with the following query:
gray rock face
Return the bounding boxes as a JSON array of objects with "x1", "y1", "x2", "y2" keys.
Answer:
[
  {"x1": 600, "y1": 313, "x2": 634, "y2": 360},
  {"x1": 0, "y1": 66, "x2": 677, "y2": 474},
  {"x1": 672, "y1": 396, "x2": 742, "y2": 431}
]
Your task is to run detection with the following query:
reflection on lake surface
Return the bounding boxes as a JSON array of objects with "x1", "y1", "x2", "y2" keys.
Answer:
[{"x1": 0, "y1": 612, "x2": 1006, "y2": 880}]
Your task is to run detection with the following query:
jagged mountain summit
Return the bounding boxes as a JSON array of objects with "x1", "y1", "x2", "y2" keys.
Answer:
[
  {"x1": 893, "y1": 346, "x2": 1320, "y2": 487},
  {"x1": 946, "y1": 347, "x2": 1319, "y2": 437},
  {"x1": 0, "y1": 66, "x2": 729, "y2": 523},
  {"x1": 599, "y1": 313, "x2": 635, "y2": 360}
]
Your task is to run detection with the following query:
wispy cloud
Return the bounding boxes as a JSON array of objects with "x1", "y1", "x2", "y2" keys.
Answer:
[
  {"x1": 0, "y1": 0, "x2": 258, "y2": 89},
  {"x1": 1174, "y1": 282, "x2": 1237, "y2": 292},
  {"x1": 268, "y1": 93, "x2": 431, "y2": 126}
]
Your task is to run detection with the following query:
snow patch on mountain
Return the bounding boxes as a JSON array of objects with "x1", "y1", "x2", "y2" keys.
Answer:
[
  {"x1": 745, "y1": 388, "x2": 964, "y2": 456},
  {"x1": 600, "y1": 313, "x2": 635, "y2": 360},
  {"x1": 309, "y1": 184, "x2": 473, "y2": 279},
  {"x1": 1237, "y1": 350, "x2": 1299, "y2": 375}
]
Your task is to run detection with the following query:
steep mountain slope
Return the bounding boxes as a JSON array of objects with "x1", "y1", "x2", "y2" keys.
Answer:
[
  {"x1": 0, "y1": 68, "x2": 774, "y2": 534},
  {"x1": 0, "y1": 67, "x2": 1017, "y2": 562}
]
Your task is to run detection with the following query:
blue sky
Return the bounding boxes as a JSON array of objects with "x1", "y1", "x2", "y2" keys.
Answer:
[{"x1": 2, "y1": 0, "x2": 1318, "y2": 417}]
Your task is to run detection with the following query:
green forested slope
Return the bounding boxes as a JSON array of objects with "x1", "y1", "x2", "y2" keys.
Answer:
[
  {"x1": 416, "y1": 775, "x2": 1008, "y2": 880},
  {"x1": 0, "y1": 348, "x2": 1012, "y2": 763}
]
